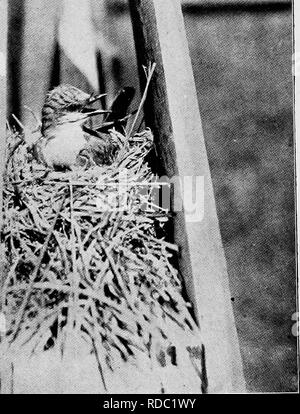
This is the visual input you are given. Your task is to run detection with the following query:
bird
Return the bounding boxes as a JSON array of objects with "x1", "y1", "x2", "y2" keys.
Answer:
[{"x1": 36, "y1": 84, "x2": 135, "y2": 170}]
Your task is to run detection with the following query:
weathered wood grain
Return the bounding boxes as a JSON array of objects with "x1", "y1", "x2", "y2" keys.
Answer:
[{"x1": 129, "y1": 0, "x2": 246, "y2": 393}]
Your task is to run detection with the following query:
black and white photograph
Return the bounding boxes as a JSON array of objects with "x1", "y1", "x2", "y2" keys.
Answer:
[{"x1": 0, "y1": 0, "x2": 298, "y2": 396}]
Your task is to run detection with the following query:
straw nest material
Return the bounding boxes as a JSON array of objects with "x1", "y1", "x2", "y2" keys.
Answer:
[{"x1": 0, "y1": 126, "x2": 206, "y2": 392}]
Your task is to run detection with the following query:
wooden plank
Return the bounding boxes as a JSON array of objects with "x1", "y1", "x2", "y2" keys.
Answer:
[{"x1": 129, "y1": 0, "x2": 246, "y2": 393}]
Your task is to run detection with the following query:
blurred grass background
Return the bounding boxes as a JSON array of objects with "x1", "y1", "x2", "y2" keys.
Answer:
[{"x1": 187, "y1": 9, "x2": 296, "y2": 392}]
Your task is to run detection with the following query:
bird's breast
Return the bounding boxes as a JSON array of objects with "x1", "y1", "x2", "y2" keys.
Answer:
[{"x1": 39, "y1": 125, "x2": 87, "y2": 168}]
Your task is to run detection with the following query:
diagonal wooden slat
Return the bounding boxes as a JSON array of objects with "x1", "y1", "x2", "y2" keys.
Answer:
[{"x1": 129, "y1": 0, "x2": 246, "y2": 393}]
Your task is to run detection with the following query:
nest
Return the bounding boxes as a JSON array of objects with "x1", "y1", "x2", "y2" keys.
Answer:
[{"x1": 0, "y1": 125, "x2": 206, "y2": 392}]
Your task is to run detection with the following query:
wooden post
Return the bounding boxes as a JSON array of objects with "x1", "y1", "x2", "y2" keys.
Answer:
[
  {"x1": 0, "y1": 0, "x2": 7, "y2": 227},
  {"x1": 129, "y1": 0, "x2": 246, "y2": 393}
]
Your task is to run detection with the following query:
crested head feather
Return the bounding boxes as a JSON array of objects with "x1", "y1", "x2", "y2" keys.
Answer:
[{"x1": 41, "y1": 84, "x2": 93, "y2": 135}]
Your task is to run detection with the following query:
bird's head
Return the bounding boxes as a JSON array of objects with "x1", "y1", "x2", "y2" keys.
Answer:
[{"x1": 41, "y1": 84, "x2": 107, "y2": 135}]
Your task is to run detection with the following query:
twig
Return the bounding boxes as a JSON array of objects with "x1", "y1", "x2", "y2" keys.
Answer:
[
  {"x1": 10, "y1": 193, "x2": 67, "y2": 342},
  {"x1": 11, "y1": 114, "x2": 26, "y2": 135},
  {"x1": 100, "y1": 242, "x2": 134, "y2": 310},
  {"x1": 127, "y1": 62, "x2": 156, "y2": 138}
]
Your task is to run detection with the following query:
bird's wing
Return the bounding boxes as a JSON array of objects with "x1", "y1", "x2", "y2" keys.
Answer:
[{"x1": 77, "y1": 132, "x2": 120, "y2": 167}]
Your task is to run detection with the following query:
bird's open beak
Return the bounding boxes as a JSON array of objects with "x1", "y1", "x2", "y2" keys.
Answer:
[
  {"x1": 80, "y1": 93, "x2": 107, "y2": 114},
  {"x1": 60, "y1": 109, "x2": 111, "y2": 125},
  {"x1": 75, "y1": 109, "x2": 111, "y2": 124},
  {"x1": 82, "y1": 95, "x2": 108, "y2": 113},
  {"x1": 83, "y1": 108, "x2": 111, "y2": 118},
  {"x1": 88, "y1": 93, "x2": 107, "y2": 105}
]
